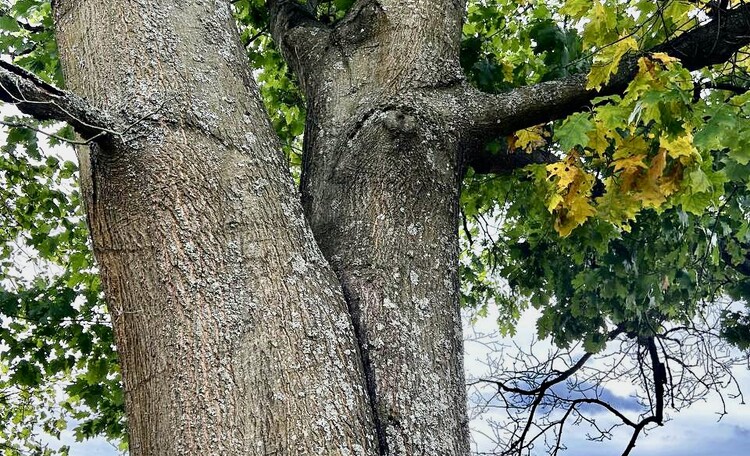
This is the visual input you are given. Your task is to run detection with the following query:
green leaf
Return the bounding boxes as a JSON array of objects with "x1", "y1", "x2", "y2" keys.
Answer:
[
  {"x1": 0, "y1": 16, "x2": 21, "y2": 33},
  {"x1": 10, "y1": 360, "x2": 42, "y2": 387},
  {"x1": 555, "y1": 112, "x2": 594, "y2": 151}
]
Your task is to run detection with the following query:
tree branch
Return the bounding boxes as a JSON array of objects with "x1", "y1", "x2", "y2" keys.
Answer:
[
  {"x1": 458, "y1": 2, "x2": 750, "y2": 166},
  {"x1": 0, "y1": 61, "x2": 118, "y2": 143},
  {"x1": 266, "y1": 0, "x2": 331, "y2": 79}
]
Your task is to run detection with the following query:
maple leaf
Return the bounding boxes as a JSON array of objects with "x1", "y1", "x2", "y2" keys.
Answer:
[
  {"x1": 660, "y1": 133, "x2": 699, "y2": 164},
  {"x1": 555, "y1": 113, "x2": 594, "y2": 151},
  {"x1": 515, "y1": 127, "x2": 547, "y2": 152},
  {"x1": 587, "y1": 36, "x2": 638, "y2": 90},
  {"x1": 612, "y1": 156, "x2": 647, "y2": 172},
  {"x1": 560, "y1": 0, "x2": 591, "y2": 19}
]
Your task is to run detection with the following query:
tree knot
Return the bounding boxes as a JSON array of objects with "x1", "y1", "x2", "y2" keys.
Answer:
[{"x1": 383, "y1": 110, "x2": 416, "y2": 133}]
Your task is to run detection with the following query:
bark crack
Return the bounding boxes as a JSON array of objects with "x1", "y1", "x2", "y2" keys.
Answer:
[{"x1": 340, "y1": 284, "x2": 389, "y2": 456}]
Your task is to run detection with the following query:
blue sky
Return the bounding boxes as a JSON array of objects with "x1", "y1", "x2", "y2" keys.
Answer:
[{"x1": 464, "y1": 307, "x2": 750, "y2": 456}]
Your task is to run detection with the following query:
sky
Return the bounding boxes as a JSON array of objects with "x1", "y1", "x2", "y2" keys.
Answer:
[{"x1": 464, "y1": 307, "x2": 750, "y2": 456}]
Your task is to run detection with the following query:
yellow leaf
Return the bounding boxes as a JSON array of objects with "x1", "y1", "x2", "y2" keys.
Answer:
[
  {"x1": 660, "y1": 132, "x2": 699, "y2": 163},
  {"x1": 619, "y1": 168, "x2": 641, "y2": 194},
  {"x1": 515, "y1": 127, "x2": 546, "y2": 152},
  {"x1": 637, "y1": 155, "x2": 668, "y2": 208},
  {"x1": 587, "y1": 122, "x2": 610, "y2": 156},
  {"x1": 546, "y1": 161, "x2": 579, "y2": 189},
  {"x1": 612, "y1": 156, "x2": 647, "y2": 172},
  {"x1": 596, "y1": 182, "x2": 641, "y2": 228},
  {"x1": 546, "y1": 155, "x2": 597, "y2": 236},
  {"x1": 547, "y1": 193, "x2": 564, "y2": 213},
  {"x1": 650, "y1": 52, "x2": 678, "y2": 64},
  {"x1": 560, "y1": 0, "x2": 592, "y2": 19},
  {"x1": 647, "y1": 148, "x2": 667, "y2": 183},
  {"x1": 659, "y1": 162, "x2": 684, "y2": 196},
  {"x1": 638, "y1": 187, "x2": 667, "y2": 209},
  {"x1": 613, "y1": 133, "x2": 649, "y2": 158},
  {"x1": 555, "y1": 196, "x2": 596, "y2": 237},
  {"x1": 587, "y1": 36, "x2": 638, "y2": 90},
  {"x1": 502, "y1": 62, "x2": 515, "y2": 83},
  {"x1": 555, "y1": 200, "x2": 596, "y2": 237}
]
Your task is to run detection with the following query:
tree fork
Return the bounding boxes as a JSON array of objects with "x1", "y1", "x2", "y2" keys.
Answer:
[
  {"x1": 52, "y1": 0, "x2": 379, "y2": 454},
  {"x1": 267, "y1": 1, "x2": 472, "y2": 453}
]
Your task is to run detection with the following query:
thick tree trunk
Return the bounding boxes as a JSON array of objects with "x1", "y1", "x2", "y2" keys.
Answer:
[
  {"x1": 274, "y1": 1, "x2": 471, "y2": 453},
  {"x1": 53, "y1": 1, "x2": 378, "y2": 454},
  {"x1": 51, "y1": 0, "x2": 472, "y2": 453}
]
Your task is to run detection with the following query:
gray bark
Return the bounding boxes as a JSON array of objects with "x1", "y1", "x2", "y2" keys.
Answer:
[
  {"x1": 270, "y1": 1, "x2": 471, "y2": 453},
  {"x1": 4, "y1": 0, "x2": 737, "y2": 455},
  {"x1": 52, "y1": 1, "x2": 378, "y2": 454}
]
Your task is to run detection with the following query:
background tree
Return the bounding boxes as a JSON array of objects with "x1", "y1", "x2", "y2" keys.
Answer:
[{"x1": 0, "y1": 0, "x2": 749, "y2": 455}]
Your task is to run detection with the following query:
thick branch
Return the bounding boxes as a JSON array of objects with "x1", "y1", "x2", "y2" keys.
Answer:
[
  {"x1": 620, "y1": 337, "x2": 666, "y2": 456},
  {"x1": 459, "y1": 2, "x2": 750, "y2": 162},
  {"x1": 266, "y1": 0, "x2": 330, "y2": 78},
  {"x1": 645, "y1": 336, "x2": 665, "y2": 425},
  {"x1": 0, "y1": 61, "x2": 117, "y2": 142}
]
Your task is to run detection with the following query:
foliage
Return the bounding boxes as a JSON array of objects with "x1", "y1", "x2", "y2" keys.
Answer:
[
  {"x1": 0, "y1": 0, "x2": 60, "y2": 84},
  {"x1": 460, "y1": 0, "x2": 750, "y2": 350},
  {"x1": 459, "y1": 1, "x2": 750, "y2": 451},
  {"x1": 235, "y1": 0, "x2": 306, "y2": 177},
  {"x1": 0, "y1": 118, "x2": 123, "y2": 454}
]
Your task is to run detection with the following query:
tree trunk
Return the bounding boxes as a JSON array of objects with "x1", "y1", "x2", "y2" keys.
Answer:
[
  {"x1": 274, "y1": 1, "x2": 471, "y2": 453},
  {"x1": 51, "y1": 0, "x2": 472, "y2": 454},
  {"x1": 53, "y1": 1, "x2": 378, "y2": 454}
]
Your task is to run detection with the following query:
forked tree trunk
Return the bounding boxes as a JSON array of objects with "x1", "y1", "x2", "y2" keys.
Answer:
[
  {"x1": 53, "y1": 1, "x2": 378, "y2": 454},
  {"x1": 0, "y1": 0, "x2": 738, "y2": 454},
  {"x1": 53, "y1": 0, "x2": 471, "y2": 454}
]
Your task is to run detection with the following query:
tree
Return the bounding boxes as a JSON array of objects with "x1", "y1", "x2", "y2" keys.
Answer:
[{"x1": 0, "y1": 0, "x2": 749, "y2": 455}]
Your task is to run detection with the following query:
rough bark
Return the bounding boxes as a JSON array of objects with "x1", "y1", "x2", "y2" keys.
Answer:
[
  {"x1": 52, "y1": 1, "x2": 378, "y2": 454},
  {"x1": 270, "y1": 1, "x2": 471, "y2": 453}
]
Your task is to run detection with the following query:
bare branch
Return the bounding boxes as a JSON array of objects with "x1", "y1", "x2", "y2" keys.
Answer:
[
  {"x1": 0, "y1": 61, "x2": 118, "y2": 143},
  {"x1": 457, "y1": 2, "x2": 750, "y2": 161},
  {"x1": 465, "y1": 311, "x2": 746, "y2": 456}
]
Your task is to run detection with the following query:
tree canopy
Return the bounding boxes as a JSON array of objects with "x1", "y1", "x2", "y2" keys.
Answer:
[{"x1": 0, "y1": 0, "x2": 749, "y2": 455}]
